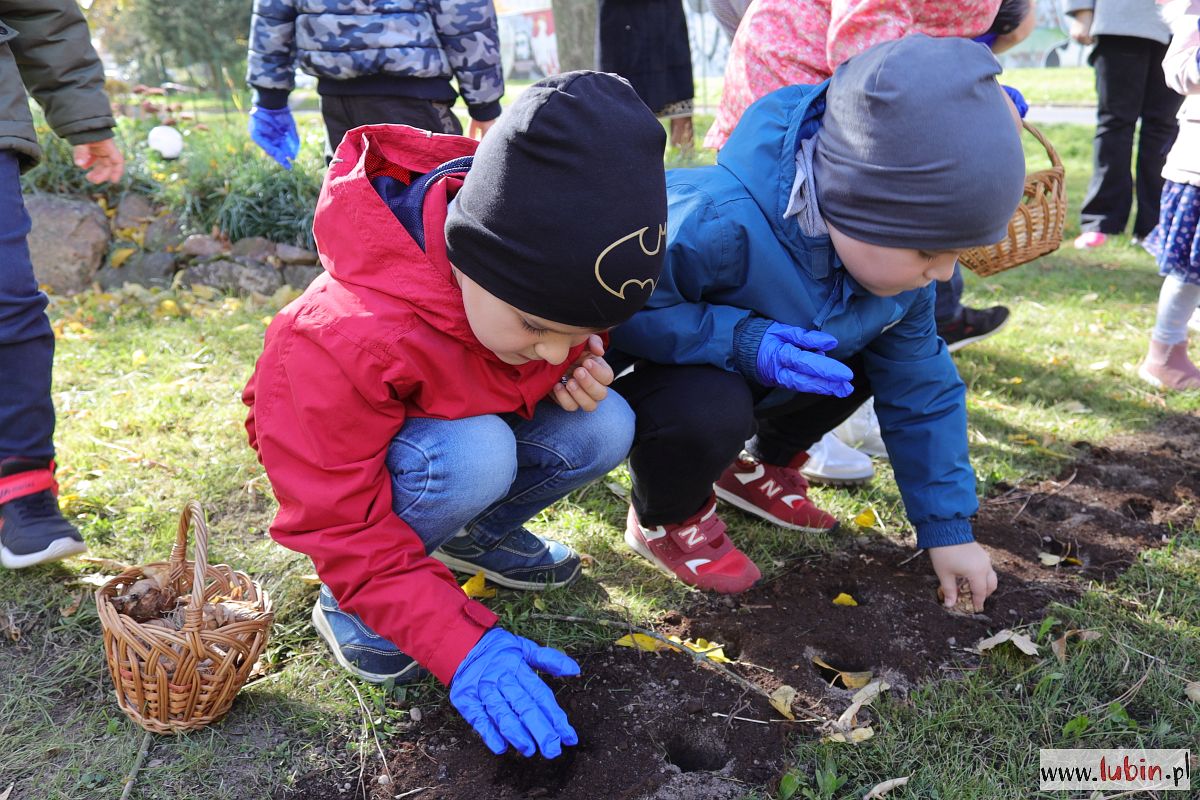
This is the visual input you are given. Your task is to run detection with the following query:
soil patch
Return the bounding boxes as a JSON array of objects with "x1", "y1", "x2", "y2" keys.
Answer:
[{"x1": 280, "y1": 415, "x2": 1200, "y2": 800}]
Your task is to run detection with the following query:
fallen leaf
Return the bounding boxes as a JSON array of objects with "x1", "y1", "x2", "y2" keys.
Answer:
[
  {"x1": 460, "y1": 571, "x2": 496, "y2": 599},
  {"x1": 59, "y1": 592, "x2": 85, "y2": 618},
  {"x1": 109, "y1": 247, "x2": 136, "y2": 268},
  {"x1": 532, "y1": 596, "x2": 546, "y2": 611},
  {"x1": 297, "y1": 573, "x2": 322, "y2": 585},
  {"x1": 1050, "y1": 629, "x2": 1102, "y2": 664},
  {"x1": 1080, "y1": 292, "x2": 1099, "y2": 302},
  {"x1": 604, "y1": 481, "x2": 629, "y2": 499},
  {"x1": 77, "y1": 556, "x2": 133, "y2": 572},
  {"x1": 668, "y1": 635, "x2": 733, "y2": 663},
  {"x1": 615, "y1": 633, "x2": 667, "y2": 653},
  {"x1": 769, "y1": 685, "x2": 797, "y2": 720},
  {"x1": 851, "y1": 679, "x2": 890, "y2": 706},
  {"x1": 0, "y1": 783, "x2": 12, "y2": 800},
  {"x1": 834, "y1": 680, "x2": 890, "y2": 732},
  {"x1": 863, "y1": 776, "x2": 911, "y2": 799},
  {"x1": 975, "y1": 629, "x2": 1039, "y2": 657},
  {"x1": 812, "y1": 655, "x2": 874, "y2": 689},
  {"x1": 1185, "y1": 681, "x2": 1200, "y2": 704},
  {"x1": 853, "y1": 508, "x2": 877, "y2": 528},
  {"x1": 1088, "y1": 360, "x2": 1110, "y2": 371},
  {"x1": 130, "y1": 349, "x2": 148, "y2": 367},
  {"x1": 157, "y1": 299, "x2": 182, "y2": 317},
  {"x1": 0, "y1": 615, "x2": 19, "y2": 642},
  {"x1": 72, "y1": 573, "x2": 117, "y2": 587},
  {"x1": 825, "y1": 726, "x2": 874, "y2": 743},
  {"x1": 831, "y1": 592, "x2": 858, "y2": 607},
  {"x1": 1038, "y1": 552, "x2": 1065, "y2": 566}
]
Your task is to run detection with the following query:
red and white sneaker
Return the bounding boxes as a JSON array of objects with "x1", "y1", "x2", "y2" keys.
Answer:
[
  {"x1": 624, "y1": 498, "x2": 761, "y2": 594},
  {"x1": 714, "y1": 453, "x2": 839, "y2": 533}
]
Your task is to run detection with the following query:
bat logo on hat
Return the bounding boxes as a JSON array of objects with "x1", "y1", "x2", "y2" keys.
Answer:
[{"x1": 594, "y1": 224, "x2": 665, "y2": 300}]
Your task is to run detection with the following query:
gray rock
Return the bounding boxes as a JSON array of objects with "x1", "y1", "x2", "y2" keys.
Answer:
[
  {"x1": 96, "y1": 251, "x2": 177, "y2": 290},
  {"x1": 231, "y1": 236, "x2": 276, "y2": 261},
  {"x1": 276, "y1": 243, "x2": 319, "y2": 265},
  {"x1": 282, "y1": 265, "x2": 323, "y2": 289},
  {"x1": 179, "y1": 234, "x2": 227, "y2": 259},
  {"x1": 143, "y1": 212, "x2": 183, "y2": 250},
  {"x1": 25, "y1": 195, "x2": 110, "y2": 295},
  {"x1": 113, "y1": 192, "x2": 155, "y2": 229},
  {"x1": 180, "y1": 259, "x2": 282, "y2": 294}
]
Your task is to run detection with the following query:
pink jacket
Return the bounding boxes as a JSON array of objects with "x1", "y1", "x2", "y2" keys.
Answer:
[
  {"x1": 706, "y1": 0, "x2": 1001, "y2": 149},
  {"x1": 1162, "y1": 1, "x2": 1200, "y2": 185}
]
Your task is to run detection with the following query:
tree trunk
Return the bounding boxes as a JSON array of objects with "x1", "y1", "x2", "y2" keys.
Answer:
[{"x1": 550, "y1": 0, "x2": 596, "y2": 72}]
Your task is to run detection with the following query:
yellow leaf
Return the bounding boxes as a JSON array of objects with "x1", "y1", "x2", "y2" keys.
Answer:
[
  {"x1": 1184, "y1": 681, "x2": 1200, "y2": 704},
  {"x1": 666, "y1": 635, "x2": 733, "y2": 662},
  {"x1": 853, "y1": 508, "x2": 877, "y2": 528},
  {"x1": 1002, "y1": 376, "x2": 1023, "y2": 385},
  {"x1": 769, "y1": 685, "x2": 797, "y2": 720},
  {"x1": 158, "y1": 299, "x2": 181, "y2": 317},
  {"x1": 1038, "y1": 552, "x2": 1064, "y2": 566},
  {"x1": 863, "y1": 776, "x2": 911, "y2": 798},
  {"x1": 825, "y1": 725, "x2": 874, "y2": 743},
  {"x1": 615, "y1": 633, "x2": 667, "y2": 652},
  {"x1": 832, "y1": 592, "x2": 858, "y2": 607},
  {"x1": 975, "y1": 629, "x2": 1039, "y2": 656},
  {"x1": 109, "y1": 247, "x2": 136, "y2": 268},
  {"x1": 130, "y1": 349, "x2": 148, "y2": 367},
  {"x1": 298, "y1": 573, "x2": 322, "y2": 585},
  {"x1": 533, "y1": 596, "x2": 546, "y2": 611},
  {"x1": 812, "y1": 656, "x2": 874, "y2": 689},
  {"x1": 261, "y1": 315, "x2": 273, "y2": 326},
  {"x1": 460, "y1": 571, "x2": 496, "y2": 599},
  {"x1": 191, "y1": 284, "x2": 217, "y2": 300}
]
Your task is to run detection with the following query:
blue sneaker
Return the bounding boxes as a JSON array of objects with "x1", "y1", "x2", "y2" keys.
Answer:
[
  {"x1": 433, "y1": 528, "x2": 581, "y2": 590},
  {"x1": 311, "y1": 585, "x2": 427, "y2": 684}
]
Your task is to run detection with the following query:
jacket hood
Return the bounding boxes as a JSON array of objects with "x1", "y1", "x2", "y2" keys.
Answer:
[
  {"x1": 314, "y1": 124, "x2": 478, "y2": 329},
  {"x1": 715, "y1": 82, "x2": 830, "y2": 264}
]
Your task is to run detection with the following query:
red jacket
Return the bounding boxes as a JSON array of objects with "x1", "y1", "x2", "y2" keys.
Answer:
[{"x1": 243, "y1": 124, "x2": 586, "y2": 683}]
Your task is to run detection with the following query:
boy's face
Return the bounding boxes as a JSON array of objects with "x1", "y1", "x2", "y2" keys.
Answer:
[
  {"x1": 454, "y1": 268, "x2": 602, "y2": 365},
  {"x1": 827, "y1": 222, "x2": 961, "y2": 297}
]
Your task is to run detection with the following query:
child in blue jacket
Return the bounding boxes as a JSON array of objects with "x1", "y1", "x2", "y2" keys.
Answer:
[{"x1": 609, "y1": 35, "x2": 1026, "y2": 605}]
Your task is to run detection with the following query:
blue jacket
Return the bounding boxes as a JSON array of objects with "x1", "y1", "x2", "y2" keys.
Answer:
[
  {"x1": 609, "y1": 82, "x2": 978, "y2": 549},
  {"x1": 247, "y1": 0, "x2": 503, "y2": 120}
]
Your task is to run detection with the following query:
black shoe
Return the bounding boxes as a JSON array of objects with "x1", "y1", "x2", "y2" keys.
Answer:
[
  {"x1": 0, "y1": 459, "x2": 87, "y2": 569},
  {"x1": 937, "y1": 305, "x2": 1011, "y2": 353}
]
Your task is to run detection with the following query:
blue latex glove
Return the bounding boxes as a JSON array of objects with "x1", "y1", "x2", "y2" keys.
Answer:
[
  {"x1": 450, "y1": 628, "x2": 580, "y2": 758},
  {"x1": 756, "y1": 322, "x2": 854, "y2": 397},
  {"x1": 1002, "y1": 85, "x2": 1028, "y2": 119},
  {"x1": 248, "y1": 105, "x2": 300, "y2": 169}
]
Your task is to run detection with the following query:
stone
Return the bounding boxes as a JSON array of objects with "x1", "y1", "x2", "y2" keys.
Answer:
[
  {"x1": 231, "y1": 236, "x2": 276, "y2": 261},
  {"x1": 25, "y1": 195, "x2": 109, "y2": 295},
  {"x1": 143, "y1": 212, "x2": 183, "y2": 250},
  {"x1": 180, "y1": 259, "x2": 282, "y2": 295},
  {"x1": 179, "y1": 234, "x2": 227, "y2": 259},
  {"x1": 282, "y1": 265, "x2": 323, "y2": 289},
  {"x1": 275, "y1": 243, "x2": 319, "y2": 265},
  {"x1": 96, "y1": 251, "x2": 177, "y2": 290},
  {"x1": 113, "y1": 192, "x2": 155, "y2": 229}
]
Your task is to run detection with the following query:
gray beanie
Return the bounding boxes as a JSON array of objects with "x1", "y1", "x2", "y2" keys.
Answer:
[{"x1": 813, "y1": 35, "x2": 1026, "y2": 250}]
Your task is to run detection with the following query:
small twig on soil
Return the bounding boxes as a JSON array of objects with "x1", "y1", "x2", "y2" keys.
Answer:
[
  {"x1": 119, "y1": 731, "x2": 154, "y2": 800},
  {"x1": 1011, "y1": 470, "x2": 1078, "y2": 522},
  {"x1": 530, "y1": 613, "x2": 829, "y2": 723},
  {"x1": 711, "y1": 712, "x2": 817, "y2": 724},
  {"x1": 346, "y1": 678, "x2": 394, "y2": 792},
  {"x1": 393, "y1": 788, "x2": 432, "y2": 799},
  {"x1": 897, "y1": 548, "x2": 925, "y2": 566},
  {"x1": 1110, "y1": 638, "x2": 1191, "y2": 684},
  {"x1": 1085, "y1": 663, "x2": 1153, "y2": 717}
]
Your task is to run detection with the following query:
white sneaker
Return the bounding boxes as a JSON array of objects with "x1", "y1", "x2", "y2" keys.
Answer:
[
  {"x1": 1189, "y1": 308, "x2": 1200, "y2": 334},
  {"x1": 800, "y1": 433, "x2": 874, "y2": 486},
  {"x1": 833, "y1": 399, "x2": 888, "y2": 460}
]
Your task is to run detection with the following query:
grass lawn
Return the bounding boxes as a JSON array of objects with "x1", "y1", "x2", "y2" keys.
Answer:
[{"x1": 1, "y1": 120, "x2": 1196, "y2": 799}]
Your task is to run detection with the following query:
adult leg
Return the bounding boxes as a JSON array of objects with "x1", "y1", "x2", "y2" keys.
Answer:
[
  {"x1": 1134, "y1": 39, "x2": 1182, "y2": 239},
  {"x1": 1079, "y1": 36, "x2": 1148, "y2": 235},
  {"x1": 0, "y1": 151, "x2": 86, "y2": 569}
]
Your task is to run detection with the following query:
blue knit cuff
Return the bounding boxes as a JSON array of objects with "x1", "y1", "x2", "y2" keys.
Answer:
[
  {"x1": 915, "y1": 519, "x2": 974, "y2": 549},
  {"x1": 733, "y1": 316, "x2": 773, "y2": 380}
]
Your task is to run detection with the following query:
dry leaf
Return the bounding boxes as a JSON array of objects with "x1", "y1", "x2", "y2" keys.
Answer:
[
  {"x1": 111, "y1": 576, "x2": 178, "y2": 622},
  {"x1": 853, "y1": 508, "x2": 877, "y2": 528},
  {"x1": 59, "y1": 592, "x2": 85, "y2": 618},
  {"x1": 0, "y1": 783, "x2": 12, "y2": 800},
  {"x1": 77, "y1": 556, "x2": 133, "y2": 572},
  {"x1": 1038, "y1": 552, "x2": 1065, "y2": 566},
  {"x1": 1185, "y1": 681, "x2": 1200, "y2": 704},
  {"x1": 130, "y1": 349, "x2": 148, "y2": 367},
  {"x1": 863, "y1": 776, "x2": 911, "y2": 799},
  {"x1": 832, "y1": 592, "x2": 858, "y2": 607},
  {"x1": 812, "y1": 655, "x2": 874, "y2": 688},
  {"x1": 109, "y1": 247, "x2": 136, "y2": 268},
  {"x1": 298, "y1": 573, "x2": 322, "y2": 585},
  {"x1": 1050, "y1": 629, "x2": 1102, "y2": 664},
  {"x1": 615, "y1": 633, "x2": 666, "y2": 653},
  {"x1": 769, "y1": 685, "x2": 797, "y2": 720},
  {"x1": 825, "y1": 726, "x2": 874, "y2": 743},
  {"x1": 460, "y1": 571, "x2": 496, "y2": 599},
  {"x1": 851, "y1": 679, "x2": 890, "y2": 706},
  {"x1": 1, "y1": 614, "x2": 19, "y2": 642},
  {"x1": 975, "y1": 629, "x2": 1039, "y2": 656}
]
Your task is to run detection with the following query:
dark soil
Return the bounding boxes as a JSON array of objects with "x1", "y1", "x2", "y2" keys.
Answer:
[{"x1": 280, "y1": 415, "x2": 1200, "y2": 800}]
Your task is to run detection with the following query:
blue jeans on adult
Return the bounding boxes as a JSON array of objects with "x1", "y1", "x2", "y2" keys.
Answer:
[
  {"x1": 0, "y1": 151, "x2": 55, "y2": 461},
  {"x1": 313, "y1": 394, "x2": 635, "y2": 682}
]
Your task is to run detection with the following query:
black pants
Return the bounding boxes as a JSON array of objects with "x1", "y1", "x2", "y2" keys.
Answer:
[
  {"x1": 1080, "y1": 35, "x2": 1182, "y2": 238},
  {"x1": 611, "y1": 359, "x2": 870, "y2": 526},
  {"x1": 319, "y1": 95, "x2": 463, "y2": 161}
]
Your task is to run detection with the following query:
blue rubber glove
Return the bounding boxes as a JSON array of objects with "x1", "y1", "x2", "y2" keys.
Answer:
[
  {"x1": 450, "y1": 628, "x2": 580, "y2": 758},
  {"x1": 248, "y1": 105, "x2": 300, "y2": 169},
  {"x1": 1002, "y1": 85, "x2": 1028, "y2": 119},
  {"x1": 756, "y1": 322, "x2": 854, "y2": 397}
]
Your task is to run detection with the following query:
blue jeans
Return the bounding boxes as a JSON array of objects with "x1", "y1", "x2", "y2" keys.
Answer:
[
  {"x1": 0, "y1": 151, "x2": 55, "y2": 461},
  {"x1": 934, "y1": 264, "x2": 965, "y2": 326},
  {"x1": 385, "y1": 395, "x2": 635, "y2": 552}
]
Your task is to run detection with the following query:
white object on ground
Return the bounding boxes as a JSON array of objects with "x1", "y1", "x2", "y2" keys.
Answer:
[
  {"x1": 834, "y1": 398, "x2": 888, "y2": 459},
  {"x1": 147, "y1": 125, "x2": 183, "y2": 159},
  {"x1": 801, "y1": 432, "x2": 874, "y2": 486}
]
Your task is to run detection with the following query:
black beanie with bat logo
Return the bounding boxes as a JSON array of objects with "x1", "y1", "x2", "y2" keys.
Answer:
[{"x1": 445, "y1": 71, "x2": 667, "y2": 329}]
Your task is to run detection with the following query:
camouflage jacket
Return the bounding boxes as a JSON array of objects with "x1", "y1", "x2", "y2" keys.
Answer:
[
  {"x1": 0, "y1": 0, "x2": 114, "y2": 171},
  {"x1": 247, "y1": 0, "x2": 503, "y2": 118}
]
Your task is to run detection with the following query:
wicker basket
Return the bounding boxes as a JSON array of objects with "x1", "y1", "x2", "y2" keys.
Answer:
[
  {"x1": 96, "y1": 501, "x2": 274, "y2": 734},
  {"x1": 959, "y1": 120, "x2": 1067, "y2": 277}
]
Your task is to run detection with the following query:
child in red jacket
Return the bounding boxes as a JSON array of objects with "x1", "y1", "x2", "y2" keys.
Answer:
[{"x1": 243, "y1": 72, "x2": 666, "y2": 760}]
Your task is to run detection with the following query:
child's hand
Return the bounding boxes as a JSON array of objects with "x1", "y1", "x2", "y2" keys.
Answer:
[
  {"x1": 928, "y1": 542, "x2": 997, "y2": 612},
  {"x1": 551, "y1": 334, "x2": 614, "y2": 412}
]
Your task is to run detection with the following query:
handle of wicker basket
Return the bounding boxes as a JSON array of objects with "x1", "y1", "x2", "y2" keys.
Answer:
[
  {"x1": 168, "y1": 500, "x2": 212, "y2": 635},
  {"x1": 1022, "y1": 120, "x2": 1063, "y2": 171}
]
